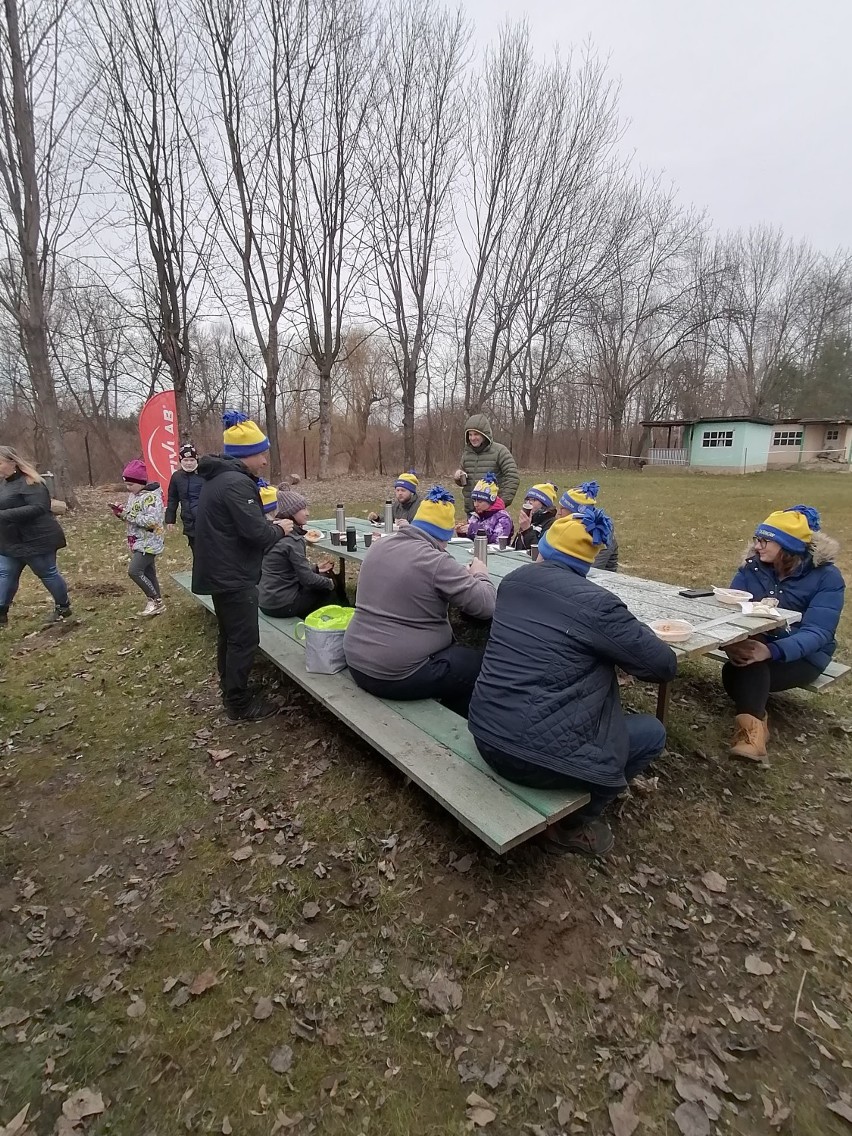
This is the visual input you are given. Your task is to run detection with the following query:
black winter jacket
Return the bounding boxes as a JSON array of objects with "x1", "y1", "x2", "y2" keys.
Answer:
[
  {"x1": 191, "y1": 455, "x2": 283, "y2": 594},
  {"x1": 512, "y1": 507, "x2": 557, "y2": 552},
  {"x1": 0, "y1": 472, "x2": 66, "y2": 558},
  {"x1": 165, "y1": 468, "x2": 204, "y2": 535},
  {"x1": 258, "y1": 526, "x2": 335, "y2": 613},
  {"x1": 468, "y1": 561, "x2": 677, "y2": 788}
]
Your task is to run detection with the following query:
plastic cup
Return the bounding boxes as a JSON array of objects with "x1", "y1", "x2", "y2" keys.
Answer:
[
  {"x1": 330, "y1": 531, "x2": 341, "y2": 546},
  {"x1": 498, "y1": 536, "x2": 507, "y2": 550},
  {"x1": 363, "y1": 533, "x2": 373, "y2": 548}
]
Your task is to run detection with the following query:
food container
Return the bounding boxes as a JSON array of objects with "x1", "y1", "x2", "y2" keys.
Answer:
[
  {"x1": 304, "y1": 529, "x2": 324, "y2": 544},
  {"x1": 713, "y1": 587, "x2": 753, "y2": 606},
  {"x1": 650, "y1": 619, "x2": 694, "y2": 644}
]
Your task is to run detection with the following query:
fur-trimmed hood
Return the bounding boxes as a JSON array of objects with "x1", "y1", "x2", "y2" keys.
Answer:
[{"x1": 742, "y1": 529, "x2": 839, "y2": 568}]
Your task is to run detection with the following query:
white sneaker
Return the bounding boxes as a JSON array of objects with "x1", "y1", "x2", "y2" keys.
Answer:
[{"x1": 141, "y1": 599, "x2": 159, "y2": 616}]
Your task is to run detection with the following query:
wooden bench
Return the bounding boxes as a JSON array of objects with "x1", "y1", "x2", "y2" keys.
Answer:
[
  {"x1": 172, "y1": 573, "x2": 588, "y2": 853},
  {"x1": 702, "y1": 649, "x2": 850, "y2": 691}
]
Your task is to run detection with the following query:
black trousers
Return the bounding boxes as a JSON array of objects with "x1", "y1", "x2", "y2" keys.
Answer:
[
  {"x1": 186, "y1": 534, "x2": 195, "y2": 553},
  {"x1": 348, "y1": 644, "x2": 484, "y2": 718},
  {"x1": 722, "y1": 658, "x2": 823, "y2": 717},
  {"x1": 212, "y1": 588, "x2": 260, "y2": 712},
  {"x1": 261, "y1": 589, "x2": 330, "y2": 620}
]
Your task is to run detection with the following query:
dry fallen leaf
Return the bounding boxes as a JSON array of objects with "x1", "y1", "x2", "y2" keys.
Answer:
[
  {"x1": 231, "y1": 846, "x2": 253, "y2": 863},
  {"x1": 466, "y1": 1093, "x2": 496, "y2": 1128},
  {"x1": 0, "y1": 1105, "x2": 30, "y2": 1136},
  {"x1": 452, "y1": 854, "x2": 474, "y2": 873},
  {"x1": 301, "y1": 901, "x2": 321, "y2": 921},
  {"x1": 378, "y1": 987, "x2": 398, "y2": 1005},
  {"x1": 269, "y1": 1045, "x2": 294, "y2": 1075},
  {"x1": 0, "y1": 1008, "x2": 29, "y2": 1029},
  {"x1": 188, "y1": 969, "x2": 219, "y2": 997},
  {"x1": 126, "y1": 996, "x2": 146, "y2": 1019},
  {"x1": 221, "y1": 1117, "x2": 232, "y2": 1135},
  {"x1": 828, "y1": 1099, "x2": 852, "y2": 1124},
  {"x1": 701, "y1": 870, "x2": 728, "y2": 894},
  {"x1": 253, "y1": 997, "x2": 274, "y2": 1021},
  {"x1": 744, "y1": 955, "x2": 774, "y2": 976},
  {"x1": 420, "y1": 971, "x2": 462, "y2": 1015},
  {"x1": 207, "y1": 749, "x2": 234, "y2": 764},
  {"x1": 61, "y1": 1088, "x2": 105, "y2": 1123},
  {"x1": 608, "y1": 1083, "x2": 641, "y2": 1136},
  {"x1": 673, "y1": 1101, "x2": 710, "y2": 1136}
]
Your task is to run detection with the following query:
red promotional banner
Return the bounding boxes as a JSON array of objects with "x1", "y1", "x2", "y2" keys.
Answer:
[{"x1": 139, "y1": 390, "x2": 180, "y2": 490}]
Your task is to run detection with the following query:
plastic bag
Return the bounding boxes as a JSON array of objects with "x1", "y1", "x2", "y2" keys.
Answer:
[{"x1": 294, "y1": 605, "x2": 354, "y2": 674}]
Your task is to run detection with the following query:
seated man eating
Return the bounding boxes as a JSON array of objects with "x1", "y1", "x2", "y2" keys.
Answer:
[
  {"x1": 344, "y1": 486, "x2": 496, "y2": 717},
  {"x1": 468, "y1": 507, "x2": 677, "y2": 857},
  {"x1": 367, "y1": 469, "x2": 420, "y2": 525}
]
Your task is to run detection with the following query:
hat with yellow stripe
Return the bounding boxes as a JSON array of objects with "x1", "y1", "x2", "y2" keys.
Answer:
[
  {"x1": 412, "y1": 485, "x2": 457, "y2": 542},
  {"x1": 222, "y1": 409, "x2": 269, "y2": 457},
  {"x1": 394, "y1": 469, "x2": 419, "y2": 493},
  {"x1": 524, "y1": 482, "x2": 559, "y2": 509},
  {"x1": 257, "y1": 479, "x2": 278, "y2": 514},
  {"x1": 538, "y1": 506, "x2": 613, "y2": 576},
  {"x1": 471, "y1": 472, "x2": 499, "y2": 504},
  {"x1": 755, "y1": 504, "x2": 820, "y2": 554},
  {"x1": 559, "y1": 480, "x2": 599, "y2": 511}
]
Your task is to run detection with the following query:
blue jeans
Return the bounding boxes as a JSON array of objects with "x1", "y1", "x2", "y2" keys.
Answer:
[
  {"x1": 0, "y1": 552, "x2": 70, "y2": 609},
  {"x1": 474, "y1": 713, "x2": 667, "y2": 820}
]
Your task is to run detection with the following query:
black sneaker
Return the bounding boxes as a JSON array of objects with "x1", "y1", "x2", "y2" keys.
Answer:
[
  {"x1": 0, "y1": 608, "x2": 7, "y2": 628},
  {"x1": 226, "y1": 697, "x2": 279, "y2": 723},
  {"x1": 43, "y1": 606, "x2": 72, "y2": 627},
  {"x1": 544, "y1": 818, "x2": 614, "y2": 858}
]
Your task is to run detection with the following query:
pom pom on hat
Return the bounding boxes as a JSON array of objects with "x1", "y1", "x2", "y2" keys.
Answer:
[
  {"x1": 559, "y1": 480, "x2": 600, "y2": 510},
  {"x1": 276, "y1": 487, "x2": 309, "y2": 519},
  {"x1": 755, "y1": 504, "x2": 820, "y2": 554},
  {"x1": 471, "y1": 472, "x2": 499, "y2": 504},
  {"x1": 539, "y1": 506, "x2": 613, "y2": 575},
  {"x1": 122, "y1": 458, "x2": 148, "y2": 485},
  {"x1": 524, "y1": 482, "x2": 559, "y2": 509},
  {"x1": 257, "y1": 478, "x2": 278, "y2": 514},
  {"x1": 412, "y1": 485, "x2": 457, "y2": 542},
  {"x1": 222, "y1": 408, "x2": 269, "y2": 457},
  {"x1": 394, "y1": 469, "x2": 419, "y2": 493}
]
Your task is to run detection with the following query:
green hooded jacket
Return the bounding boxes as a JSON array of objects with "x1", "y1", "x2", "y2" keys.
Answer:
[{"x1": 457, "y1": 413, "x2": 519, "y2": 512}]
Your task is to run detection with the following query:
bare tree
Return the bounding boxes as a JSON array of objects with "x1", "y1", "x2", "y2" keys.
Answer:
[
  {"x1": 292, "y1": 0, "x2": 373, "y2": 479},
  {"x1": 0, "y1": 0, "x2": 91, "y2": 502},
  {"x1": 365, "y1": 0, "x2": 469, "y2": 468},
  {"x1": 91, "y1": 0, "x2": 211, "y2": 433}
]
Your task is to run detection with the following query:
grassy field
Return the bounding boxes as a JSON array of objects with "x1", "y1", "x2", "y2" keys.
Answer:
[{"x1": 1, "y1": 468, "x2": 850, "y2": 1136}]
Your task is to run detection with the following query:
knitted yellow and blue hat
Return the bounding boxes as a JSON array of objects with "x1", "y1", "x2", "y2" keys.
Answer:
[
  {"x1": 524, "y1": 482, "x2": 559, "y2": 509},
  {"x1": 471, "y1": 472, "x2": 499, "y2": 504},
  {"x1": 257, "y1": 479, "x2": 278, "y2": 514},
  {"x1": 755, "y1": 504, "x2": 820, "y2": 555},
  {"x1": 559, "y1": 480, "x2": 599, "y2": 511},
  {"x1": 222, "y1": 409, "x2": 269, "y2": 457},
  {"x1": 412, "y1": 486, "x2": 457, "y2": 542},
  {"x1": 539, "y1": 506, "x2": 613, "y2": 576},
  {"x1": 394, "y1": 469, "x2": 419, "y2": 494}
]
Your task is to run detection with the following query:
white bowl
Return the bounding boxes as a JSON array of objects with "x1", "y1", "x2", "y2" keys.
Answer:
[
  {"x1": 713, "y1": 587, "x2": 752, "y2": 606},
  {"x1": 650, "y1": 619, "x2": 694, "y2": 644},
  {"x1": 304, "y1": 529, "x2": 325, "y2": 544}
]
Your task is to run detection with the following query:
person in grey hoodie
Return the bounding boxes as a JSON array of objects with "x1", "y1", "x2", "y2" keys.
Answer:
[
  {"x1": 454, "y1": 413, "x2": 519, "y2": 514},
  {"x1": 343, "y1": 486, "x2": 496, "y2": 717},
  {"x1": 259, "y1": 489, "x2": 339, "y2": 618}
]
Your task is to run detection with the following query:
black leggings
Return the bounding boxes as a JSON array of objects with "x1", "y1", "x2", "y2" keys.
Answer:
[{"x1": 722, "y1": 658, "x2": 823, "y2": 717}]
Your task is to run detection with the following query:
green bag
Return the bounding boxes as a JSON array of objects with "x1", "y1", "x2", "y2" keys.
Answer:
[{"x1": 294, "y1": 605, "x2": 355, "y2": 673}]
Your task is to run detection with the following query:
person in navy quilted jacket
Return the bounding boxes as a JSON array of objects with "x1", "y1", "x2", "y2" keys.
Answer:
[
  {"x1": 468, "y1": 508, "x2": 677, "y2": 858},
  {"x1": 722, "y1": 504, "x2": 844, "y2": 764}
]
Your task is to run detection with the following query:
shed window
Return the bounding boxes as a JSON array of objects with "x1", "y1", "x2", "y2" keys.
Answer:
[
  {"x1": 701, "y1": 430, "x2": 733, "y2": 448},
  {"x1": 825, "y1": 429, "x2": 839, "y2": 443},
  {"x1": 771, "y1": 430, "x2": 802, "y2": 447}
]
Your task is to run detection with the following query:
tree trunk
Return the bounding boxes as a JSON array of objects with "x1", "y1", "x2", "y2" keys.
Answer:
[
  {"x1": 263, "y1": 340, "x2": 281, "y2": 482},
  {"x1": 5, "y1": 0, "x2": 77, "y2": 506},
  {"x1": 402, "y1": 362, "x2": 416, "y2": 470},
  {"x1": 317, "y1": 363, "x2": 332, "y2": 480}
]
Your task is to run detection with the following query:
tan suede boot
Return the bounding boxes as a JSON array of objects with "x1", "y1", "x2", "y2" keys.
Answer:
[{"x1": 729, "y1": 714, "x2": 769, "y2": 761}]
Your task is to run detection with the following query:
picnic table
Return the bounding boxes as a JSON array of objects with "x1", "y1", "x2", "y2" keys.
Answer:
[{"x1": 310, "y1": 516, "x2": 803, "y2": 721}]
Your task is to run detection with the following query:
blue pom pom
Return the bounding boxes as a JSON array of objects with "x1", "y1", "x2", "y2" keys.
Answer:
[
  {"x1": 576, "y1": 505, "x2": 612, "y2": 547},
  {"x1": 787, "y1": 504, "x2": 820, "y2": 532},
  {"x1": 579, "y1": 480, "x2": 600, "y2": 498},
  {"x1": 408, "y1": 468, "x2": 417, "y2": 475},
  {"x1": 483, "y1": 472, "x2": 497, "y2": 484},
  {"x1": 222, "y1": 409, "x2": 249, "y2": 428},
  {"x1": 425, "y1": 485, "x2": 455, "y2": 505}
]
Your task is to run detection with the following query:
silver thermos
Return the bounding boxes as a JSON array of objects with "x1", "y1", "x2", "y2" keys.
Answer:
[
  {"x1": 384, "y1": 499, "x2": 394, "y2": 533},
  {"x1": 473, "y1": 533, "x2": 488, "y2": 563},
  {"x1": 335, "y1": 503, "x2": 345, "y2": 533}
]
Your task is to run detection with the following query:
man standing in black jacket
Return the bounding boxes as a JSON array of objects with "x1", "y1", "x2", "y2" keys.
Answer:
[
  {"x1": 192, "y1": 412, "x2": 292, "y2": 722},
  {"x1": 468, "y1": 507, "x2": 676, "y2": 857},
  {"x1": 165, "y1": 444, "x2": 204, "y2": 552}
]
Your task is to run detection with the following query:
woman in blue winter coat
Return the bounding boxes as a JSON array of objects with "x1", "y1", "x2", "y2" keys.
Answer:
[{"x1": 723, "y1": 505, "x2": 845, "y2": 763}]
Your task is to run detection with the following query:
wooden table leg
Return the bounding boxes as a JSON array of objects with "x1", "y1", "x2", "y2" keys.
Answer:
[{"x1": 655, "y1": 681, "x2": 671, "y2": 724}]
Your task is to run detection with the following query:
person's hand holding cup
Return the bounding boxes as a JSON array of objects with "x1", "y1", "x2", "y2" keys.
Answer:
[{"x1": 453, "y1": 469, "x2": 467, "y2": 486}]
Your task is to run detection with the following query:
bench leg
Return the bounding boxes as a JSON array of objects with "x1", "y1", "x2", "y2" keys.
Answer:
[{"x1": 655, "y1": 681, "x2": 671, "y2": 724}]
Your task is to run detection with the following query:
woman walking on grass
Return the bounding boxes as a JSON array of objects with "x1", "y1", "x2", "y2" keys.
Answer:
[
  {"x1": 110, "y1": 459, "x2": 166, "y2": 617},
  {"x1": 0, "y1": 445, "x2": 72, "y2": 629}
]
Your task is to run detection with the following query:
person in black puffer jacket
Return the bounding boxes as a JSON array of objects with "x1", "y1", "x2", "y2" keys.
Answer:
[
  {"x1": 512, "y1": 482, "x2": 559, "y2": 553},
  {"x1": 259, "y1": 488, "x2": 339, "y2": 618},
  {"x1": 165, "y1": 443, "x2": 204, "y2": 551},
  {"x1": 468, "y1": 508, "x2": 676, "y2": 858},
  {"x1": 0, "y1": 445, "x2": 71, "y2": 629},
  {"x1": 192, "y1": 412, "x2": 293, "y2": 722}
]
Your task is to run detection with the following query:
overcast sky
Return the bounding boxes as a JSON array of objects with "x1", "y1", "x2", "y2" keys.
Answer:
[{"x1": 467, "y1": 0, "x2": 852, "y2": 251}]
